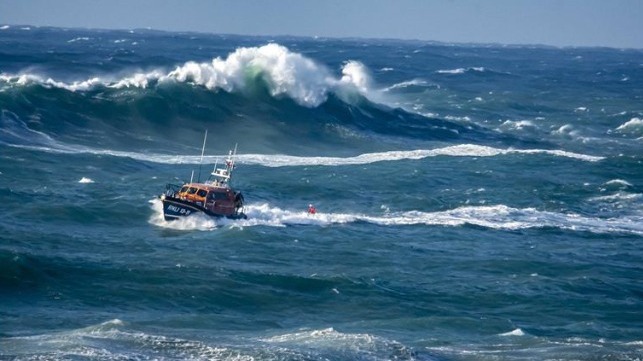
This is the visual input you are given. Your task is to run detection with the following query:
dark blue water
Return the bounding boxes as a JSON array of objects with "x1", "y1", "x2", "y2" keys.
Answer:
[{"x1": 1, "y1": 25, "x2": 642, "y2": 360}]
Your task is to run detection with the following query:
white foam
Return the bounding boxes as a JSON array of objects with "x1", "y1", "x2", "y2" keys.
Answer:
[
  {"x1": 7, "y1": 141, "x2": 605, "y2": 166},
  {"x1": 382, "y1": 79, "x2": 427, "y2": 92},
  {"x1": 444, "y1": 115, "x2": 472, "y2": 123},
  {"x1": 237, "y1": 145, "x2": 604, "y2": 167},
  {"x1": 5, "y1": 319, "x2": 246, "y2": 361},
  {"x1": 553, "y1": 124, "x2": 573, "y2": 134},
  {"x1": 67, "y1": 37, "x2": 90, "y2": 43},
  {"x1": 103, "y1": 319, "x2": 124, "y2": 326},
  {"x1": 78, "y1": 177, "x2": 94, "y2": 184},
  {"x1": 615, "y1": 117, "x2": 643, "y2": 135},
  {"x1": 0, "y1": 73, "x2": 104, "y2": 92},
  {"x1": 499, "y1": 120, "x2": 537, "y2": 132},
  {"x1": 0, "y1": 25, "x2": 9, "y2": 30},
  {"x1": 589, "y1": 192, "x2": 641, "y2": 203},
  {"x1": 0, "y1": 44, "x2": 374, "y2": 107},
  {"x1": 165, "y1": 44, "x2": 372, "y2": 107},
  {"x1": 499, "y1": 328, "x2": 525, "y2": 337},
  {"x1": 437, "y1": 68, "x2": 466, "y2": 75},
  {"x1": 265, "y1": 327, "x2": 375, "y2": 344},
  {"x1": 148, "y1": 200, "x2": 643, "y2": 235},
  {"x1": 339, "y1": 60, "x2": 372, "y2": 94},
  {"x1": 109, "y1": 70, "x2": 165, "y2": 89},
  {"x1": 148, "y1": 199, "x2": 218, "y2": 231},
  {"x1": 604, "y1": 179, "x2": 633, "y2": 187},
  {"x1": 436, "y1": 67, "x2": 486, "y2": 75}
]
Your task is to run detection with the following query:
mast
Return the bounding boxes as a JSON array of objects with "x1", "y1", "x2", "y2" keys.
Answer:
[{"x1": 197, "y1": 129, "x2": 208, "y2": 182}]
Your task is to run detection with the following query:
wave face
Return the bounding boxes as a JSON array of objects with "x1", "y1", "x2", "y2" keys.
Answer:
[
  {"x1": 0, "y1": 56, "x2": 495, "y2": 156},
  {"x1": 1, "y1": 27, "x2": 643, "y2": 361}
]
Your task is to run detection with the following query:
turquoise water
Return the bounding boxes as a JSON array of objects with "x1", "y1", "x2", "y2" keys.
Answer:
[{"x1": 1, "y1": 26, "x2": 642, "y2": 360}]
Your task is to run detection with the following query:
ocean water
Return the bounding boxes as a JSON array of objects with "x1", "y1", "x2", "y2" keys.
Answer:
[{"x1": 0, "y1": 25, "x2": 642, "y2": 360}]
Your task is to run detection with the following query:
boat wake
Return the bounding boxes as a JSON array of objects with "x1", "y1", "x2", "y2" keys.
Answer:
[{"x1": 149, "y1": 199, "x2": 643, "y2": 235}]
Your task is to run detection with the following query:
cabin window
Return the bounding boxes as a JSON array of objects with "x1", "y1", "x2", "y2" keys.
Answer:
[
  {"x1": 187, "y1": 187, "x2": 198, "y2": 194},
  {"x1": 197, "y1": 189, "x2": 207, "y2": 197},
  {"x1": 211, "y1": 192, "x2": 228, "y2": 200},
  {"x1": 180, "y1": 186, "x2": 188, "y2": 193}
]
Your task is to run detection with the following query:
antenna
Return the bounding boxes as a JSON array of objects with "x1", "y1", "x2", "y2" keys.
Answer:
[
  {"x1": 197, "y1": 129, "x2": 208, "y2": 182},
  {"x1": 209, "y1": 143, "x2": 239, "y2": 186}
]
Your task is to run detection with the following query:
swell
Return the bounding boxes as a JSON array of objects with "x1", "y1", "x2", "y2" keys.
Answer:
[
  {"x1": 0, "y1": 43, "x2": 538, "y2": 154},
  {"x1": 0, "y1": 80, "x2": 509, "y2": 155}
]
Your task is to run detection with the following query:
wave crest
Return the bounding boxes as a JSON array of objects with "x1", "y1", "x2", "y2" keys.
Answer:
[
  {"x1": 0, "y1": 43, "x2": 373, "y2": 107},
  {"x1": 615, "y1": 117, "x2": 643, "y2": 136}
]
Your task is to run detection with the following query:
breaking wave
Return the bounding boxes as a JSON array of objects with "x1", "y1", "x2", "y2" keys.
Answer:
[
  {"x1": 2, "y1": 320, "x2": 416, "y2": 361},
  {"x1": 0, "y1": 43, "x2": 372, "y2": 107},
  {"x1": 615, "y1": 117, "x2": 643, "y2": 136}
]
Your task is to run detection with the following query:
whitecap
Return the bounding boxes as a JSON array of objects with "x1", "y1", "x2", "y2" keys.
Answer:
[
  {"x1": 78, "y1": 177, "x2": 94, "y2": 183},
  {"x1": 615, "y1": 117, "x2": 643, "y2": 135},
  {"x1": 499, "y1": 120, "x2": 537, "y2": 132},
  {"x1": 0, "y1": 25, "x2": 9, "y2": 30},
  {"x1": 589, "y1": 192, "x2": 640, "y2": 203},
  {"x1": 552, "y1": 124, "x2": 580, "y2": 138},
  {"x1": 0, "y1": 43, "x2": 376, "y2": 108},
  {"x1": 436, "y1": 68, "x2": 466, "y2": 74},
  {"x1": 444, "y1": 115, "x2": 472, "y2": 123},
  {"x1": 339, "y1": 60, "x2": 372, "y2": 95},
  {"x1": 499, "y1": 328, "x2": 525, "y2": 336},
  {"x1": 261, "y1": 327, "x2": 405, "y2": 353},
  {"x1": 382, "y1": 78, "x2": 428, "y2": 92},
  {"x1": 67, "y1": 37, "x2": 90, "y2": 43},
  {"x1": 604, "y1": 179, "x2": 633, "y2": 187},
  {"x1": 436, "y1": 67, "x2": 486, "y2": 75}
]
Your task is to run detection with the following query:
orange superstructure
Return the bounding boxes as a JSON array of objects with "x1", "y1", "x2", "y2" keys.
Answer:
[{"x1": 160, "y1": 141, "x2": 246, "y2": 221}]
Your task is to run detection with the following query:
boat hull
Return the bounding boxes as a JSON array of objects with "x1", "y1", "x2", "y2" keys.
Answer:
[{"x1": 161, "y1": 196, "x2": 246, "y2": 221}]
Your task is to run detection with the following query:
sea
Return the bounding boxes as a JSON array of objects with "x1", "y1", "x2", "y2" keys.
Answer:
[{"x1": 0, "y1": 25, "x2": 642, "y2": 361}]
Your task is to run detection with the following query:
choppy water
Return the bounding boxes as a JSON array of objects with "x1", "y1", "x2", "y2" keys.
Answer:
[{"x1": 1, "y1": 25, "x2": 642, "y2": 360}]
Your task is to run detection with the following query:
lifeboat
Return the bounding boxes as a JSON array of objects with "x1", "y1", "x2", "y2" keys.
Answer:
[{"x1": 160, "y1": 133, "x2": 246, "y2": 221}]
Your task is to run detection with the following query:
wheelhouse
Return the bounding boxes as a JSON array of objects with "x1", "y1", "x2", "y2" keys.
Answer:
[{"x1": 176, "y1": 183, "x2": 234, "y2": 205}]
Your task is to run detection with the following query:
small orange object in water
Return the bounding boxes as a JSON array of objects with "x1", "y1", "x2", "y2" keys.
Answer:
[{"x1": 308, "y1": 204, "x2": 317, "y2": 214}]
